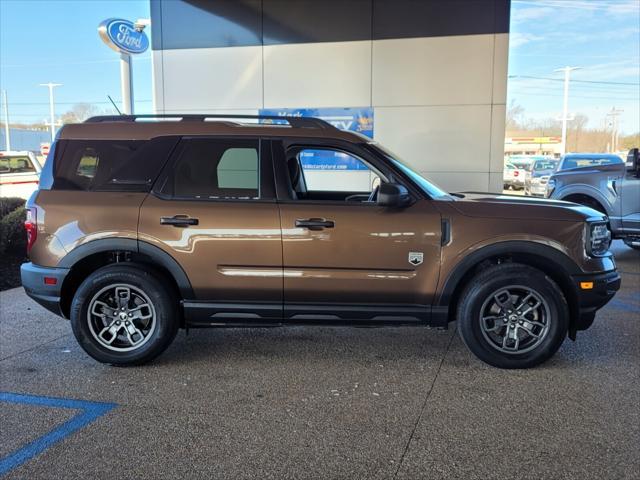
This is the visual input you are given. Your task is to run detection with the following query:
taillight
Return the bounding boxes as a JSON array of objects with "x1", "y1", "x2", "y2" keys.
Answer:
[
  {"x1": 25, "y1": 208, "x2": 37, "y2": 255},
  {"x1": 514, "y1": 171, "x2": 519, "y2": 177}
]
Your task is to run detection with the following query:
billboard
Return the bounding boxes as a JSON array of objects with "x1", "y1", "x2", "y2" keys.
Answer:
[{"x1": 259, "y1": 107, "x2": 374, "y2": 170}]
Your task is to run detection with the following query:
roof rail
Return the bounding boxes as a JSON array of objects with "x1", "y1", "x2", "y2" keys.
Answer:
[{"x1": 84, "y1": 114, "x2": 337, "y2": 129}]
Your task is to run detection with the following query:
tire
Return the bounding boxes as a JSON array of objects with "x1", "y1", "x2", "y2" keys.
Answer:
[
  {"x1": 456, "y1": 263, "x2": 569, "y2": 369},
  {"x1": 70, "y1": 264, "x2": 179, "y2": 366}
]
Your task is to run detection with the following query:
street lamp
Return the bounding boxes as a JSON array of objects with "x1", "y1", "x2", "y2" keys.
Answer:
[
  {"x1": 553, "y1": 66, "x2": 581, "y2": 156},
  {"x1": 39, "y1": 82, "x2": 62, "y2": 142}
]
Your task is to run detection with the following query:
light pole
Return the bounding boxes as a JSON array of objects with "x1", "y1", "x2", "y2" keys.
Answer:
[
  {"x1": 39, "y1": 82, "x2": 62, "y2": 142},
  {"x1": 2, "y1": 90, "x2": 10, "y2": 151},
  {"x1": 554, "y1": 66, "x2": 581, "y2": 156}
]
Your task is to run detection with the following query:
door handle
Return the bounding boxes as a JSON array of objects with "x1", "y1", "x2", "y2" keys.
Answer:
[
  {"x1": 160, "y1": 215, "x2": 199, "y2": 227},
  {"x1": 295, "y1": 218, "x2": 335, "y2": 230}
]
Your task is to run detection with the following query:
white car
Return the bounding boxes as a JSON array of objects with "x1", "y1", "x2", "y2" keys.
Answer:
[
  {"x1": 503, "y1": 162, "x2": 527, "y2": 190},
  {"x1": 0, "y1": 151, "x2": 42, "y2": 199}
]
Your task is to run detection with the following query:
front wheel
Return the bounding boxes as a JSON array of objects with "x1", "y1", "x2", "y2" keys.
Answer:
[
  {"x1": 70, "y1": 265, "x2": 179, "y2": 366},
  {"x1": 457, "y1": 263, "x2": 569, "y2": 369}
]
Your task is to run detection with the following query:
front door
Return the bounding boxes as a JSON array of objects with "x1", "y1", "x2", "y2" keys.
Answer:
[
  {"x1": 620, "y1": 171, "x2": 640, "y2": 235},
  {"x1": 273, "y1": 141, "x2": 442, "y2": 323},
  {"x1": 139, "y1": 137, "x2": 282, "y2": 322}
]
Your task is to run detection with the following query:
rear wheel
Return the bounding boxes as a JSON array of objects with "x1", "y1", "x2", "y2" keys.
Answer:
[
  {"x1": 457, "y1": 263, "x2": 569, "y2": 369},
  {"x1": 70, "y1": 265, "x2": 179, "y2": 366}
]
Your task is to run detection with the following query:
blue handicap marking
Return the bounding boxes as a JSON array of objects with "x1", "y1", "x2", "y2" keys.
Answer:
[{"x1": 0, "y1": 392, "x2": 116, "y2": 475}]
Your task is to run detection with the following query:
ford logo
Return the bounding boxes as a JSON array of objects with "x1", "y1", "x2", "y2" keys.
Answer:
[{"x1": 98, "y1": 18, "x2": 149, "y2": 55}]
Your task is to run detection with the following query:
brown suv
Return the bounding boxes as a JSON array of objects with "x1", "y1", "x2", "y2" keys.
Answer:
[{"x1": 21, "y1": 115, "x2": 620, "y2": 368}]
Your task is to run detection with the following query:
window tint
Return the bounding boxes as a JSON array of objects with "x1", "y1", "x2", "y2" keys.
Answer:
[
  {"x1": 298, "y1": 148, "x2": 379, "y2": 192},
  {"x1": 53, "y1": 140, "x2": 148, "y2": 191},
  {"x1": 0, "y1": 156, "x2": 36, "y2": 174},
  {"x1": 165, "y1": 138, "x2": 259, "y2": 199}
]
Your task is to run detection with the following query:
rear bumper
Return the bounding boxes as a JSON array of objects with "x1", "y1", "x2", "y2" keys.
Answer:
[
  {"x1": 21, "y1": 262, "x2": 69, "y2": 317},
  {"x1": 571, "y1": 270, "x2": 621, "y2": 331}
]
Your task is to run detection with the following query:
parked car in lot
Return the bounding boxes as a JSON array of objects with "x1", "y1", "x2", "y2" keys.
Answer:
[
  {"x1": 0, "y1": 151, "x2": 42, "y2": 199},
  {"x1": 21, "y1": 115, "x2": 620, "y2": 369},
  {"x1": 524, "y1": 158, "x2": 559, "y2": 197},
  {"x1": 503, "y1": 162, "x2": 527, "y2": 190},
  {"x1": 547, "y1": 148, "x2": 640, "y2": 250}
]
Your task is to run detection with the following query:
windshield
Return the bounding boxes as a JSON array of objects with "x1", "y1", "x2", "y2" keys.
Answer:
[
  {"x1": 533, "y1": 160, "x2": 558, "y2": 171},
  {"x1": 367, "y1": 143, "x2": 450, "y2": 199}
]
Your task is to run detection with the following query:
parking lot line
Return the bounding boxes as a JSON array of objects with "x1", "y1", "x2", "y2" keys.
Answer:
[{"x1": 0, "y1": 392, "x2": 116, "y2": 476}]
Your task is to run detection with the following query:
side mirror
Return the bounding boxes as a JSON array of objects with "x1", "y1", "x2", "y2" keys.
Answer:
[
  {"x1": 377, "y1": 182, "x2": 411, "y2": 207},
  {"x1": 626, "y1": 148, "x2": 639, "y2": 176}
]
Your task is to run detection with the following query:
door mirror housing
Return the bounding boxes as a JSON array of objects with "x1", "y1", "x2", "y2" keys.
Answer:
[
  {"x1": 626, "y1": 148, "x2": 639, "y2": 176},
  {"x1": 377, "y1": 182, "x2": 411, "y2": 207}
]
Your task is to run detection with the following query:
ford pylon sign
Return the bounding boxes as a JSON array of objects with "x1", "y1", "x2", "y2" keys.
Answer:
[{"x1": 98, "y1": 18, "x2": 149, "y2": 55}]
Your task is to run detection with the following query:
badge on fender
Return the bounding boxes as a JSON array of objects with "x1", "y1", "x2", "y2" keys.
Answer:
[{"x1": 408, "y1": 252, "x2": 423, "y2": 266}]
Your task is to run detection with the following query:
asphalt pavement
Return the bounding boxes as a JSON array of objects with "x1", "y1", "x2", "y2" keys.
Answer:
[{"x1": 0, "y1": 241, "x2": 638, "y2": 479}]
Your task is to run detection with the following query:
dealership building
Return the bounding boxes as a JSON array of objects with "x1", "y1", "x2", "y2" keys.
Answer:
[{"x1": 149, "y1": 0, "x2": 510, "y2": 192}]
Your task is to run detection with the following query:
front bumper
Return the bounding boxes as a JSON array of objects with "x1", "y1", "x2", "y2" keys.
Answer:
[
  {"x1": 21, "y1": 262, "x2": 69, "y2": 317},
  {"x1": 570, "y1": 270, "x2": 621, "y2": 333},
  {"x1": 528, "y1": 182, "x2": 547, "y2": 196}
]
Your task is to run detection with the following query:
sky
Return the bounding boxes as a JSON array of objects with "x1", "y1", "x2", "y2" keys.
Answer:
[
  {"x1": 1, "y1": 0, "x2": 639, "y2": 134},
  {"x1": 0, "y1": 0, "x2": 152, "y2": 123},
  {"x1": 508, "y1": 0, "x2": 640, "y2": 134}
]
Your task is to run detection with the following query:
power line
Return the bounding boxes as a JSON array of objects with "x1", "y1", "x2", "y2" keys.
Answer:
[{"x1": 509, "y1": 75, "x2": 639, "y2": 86}]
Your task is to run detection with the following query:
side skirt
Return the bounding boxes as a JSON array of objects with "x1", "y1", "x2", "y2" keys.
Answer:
[{"x1": 183, "y1": 301, "x2": 449, "y2": 328}]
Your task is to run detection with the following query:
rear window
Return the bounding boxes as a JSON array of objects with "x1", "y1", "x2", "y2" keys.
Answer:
[
  {"x1": 51, "y1": 138, "x2": 177, "y2": 191},
  {"x1": 0, "y1": 155, "x2": 36, "y2": 174},
  {"x1": 561, "y1": 156, "x2": 622, "y2": 170},
  {"x1": 161, "y1": 138, "x2": 260, "y2": 199}
]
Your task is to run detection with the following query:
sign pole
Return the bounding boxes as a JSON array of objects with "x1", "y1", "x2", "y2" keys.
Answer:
[
  {"x1": 2, "y1": 90, "x2": 10, "y2": 151},
  {"x1": 98, "y1": 18, "x2": 150, "y2": 116},
  {"x1": 120, "y1": 53, "x2": 134, "y2": 115}
]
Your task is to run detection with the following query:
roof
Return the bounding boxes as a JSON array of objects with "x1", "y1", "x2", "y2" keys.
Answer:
[
  {"x1": 0, "y1": 150, "x2": 34, "y2": 156},
  {"x1": 58, "y1": 114, "x2": 364, "y2": 143}
]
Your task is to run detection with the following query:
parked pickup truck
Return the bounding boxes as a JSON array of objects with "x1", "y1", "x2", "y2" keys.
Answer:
[
  {"x1": 547, "y1": 148, "x2": 640, "y2": 250},
  {"x1": 0, "y1": 151, "x2": 42, "y2": 199}
]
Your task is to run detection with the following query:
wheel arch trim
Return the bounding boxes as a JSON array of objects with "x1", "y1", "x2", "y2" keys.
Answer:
[
  {"x1": 436, "y1": 240, "x2": 581, "y2": 307},
  {"x1": 57, "y1": 238, "x2": 194, "y2": 299}
]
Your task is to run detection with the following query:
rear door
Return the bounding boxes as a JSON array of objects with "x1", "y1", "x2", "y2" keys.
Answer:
[
  {"x1": 272, "y1": 139, "x2": 442, "y2": 323},
  {"x1": 138, "y1": 137, "x2": 283, "y2": 322}
]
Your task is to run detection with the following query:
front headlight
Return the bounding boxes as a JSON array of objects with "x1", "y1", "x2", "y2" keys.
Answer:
[
  {"x1": 587, "y1": 222, "x2": 611, "y2": 257},
  {"x1": 545, "y1": 178, "x2": 556, "y2": 197}
]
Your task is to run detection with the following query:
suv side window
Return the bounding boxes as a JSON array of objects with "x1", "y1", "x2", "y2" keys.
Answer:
[
  {"x1": 163, "y1": 138, "x2": 260, "y2": 200},
  {"x1": 52, "y1": 140, "x2": 147, "y2": 191},
  {"x1": 295, "y1": 148, "x2": 381, "y2": 194}
]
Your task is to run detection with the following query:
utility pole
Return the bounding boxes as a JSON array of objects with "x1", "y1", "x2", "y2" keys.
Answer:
[
  {"x1": 554, "y1": 66, "x2": 581, "y2": 156},
  {"x1": 2, "y1": 90, "x2": 10, "y2": 151},
  {"x1": 39, "y1": 82, "x2": 62, "y2": 142},
  {"x1": 606, "y1": 108, "x2": 624, "y2": 152}
]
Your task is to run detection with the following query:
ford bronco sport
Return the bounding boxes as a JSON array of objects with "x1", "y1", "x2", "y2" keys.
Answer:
[{"x1": 21, "y1": 115, "x2": 621, "y2": 369}]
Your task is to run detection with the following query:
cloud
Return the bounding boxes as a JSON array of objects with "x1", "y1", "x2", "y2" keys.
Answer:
[{"x1": 510, "y1": 32, "x2": 544, "y2": 48}]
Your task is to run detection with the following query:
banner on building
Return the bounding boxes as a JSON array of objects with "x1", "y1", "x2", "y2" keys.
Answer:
[{"x1": 259, "y1": 107, "x2": 374, "y2": 170}]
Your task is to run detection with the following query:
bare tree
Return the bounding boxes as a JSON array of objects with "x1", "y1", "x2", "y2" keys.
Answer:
[{"x1": 60, "y1": 103, "x2": 103, "y2": 124}]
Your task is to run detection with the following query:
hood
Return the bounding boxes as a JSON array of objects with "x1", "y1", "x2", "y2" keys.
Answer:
[
  {"x1": 450, "y1": 192, "x2": 605, "y2": 222},
  {"x1": 531, "y1": 169, "x2": 554, "y2": 178}
]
